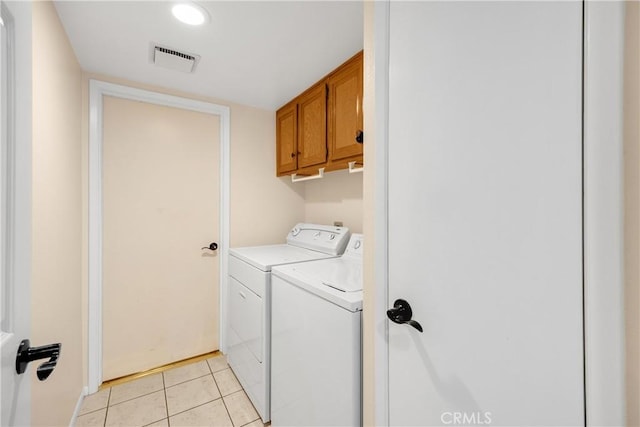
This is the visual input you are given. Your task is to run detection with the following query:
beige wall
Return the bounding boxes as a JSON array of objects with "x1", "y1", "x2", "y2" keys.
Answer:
[
  {"x1": 625, "y1": 2, "x2": 640, "y2": 425},
  {"x1": 303, "y1": 169, "x2": 363, "y2": 233},
  {"x1": 31, "y1": 2, "x2": 84, "y2": 425}
]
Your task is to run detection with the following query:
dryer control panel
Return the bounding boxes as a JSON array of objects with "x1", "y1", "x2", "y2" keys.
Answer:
[
  {"x1": 343, "y1": 234, "x2": 364, "y2": 259},
  {"x1": 286, "y1": 223, "x2": 350, "y2": 255}
]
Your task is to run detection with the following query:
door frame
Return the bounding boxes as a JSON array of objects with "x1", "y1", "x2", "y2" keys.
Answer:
[
  {"x1": 0, "y1": 1, "x2": 32, "y2": 424},
  {"x1": 87, "y1": 80, "x2": 231, "y2": 393},
  {"x1": 369, "y1": 1, "x2": 627, "y2": 425}
]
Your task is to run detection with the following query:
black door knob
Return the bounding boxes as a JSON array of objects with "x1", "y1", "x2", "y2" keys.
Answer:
[
  {"x1": 387, "y1": 299, "x2": 423, "y2": 332},
  {"x1": 16, "y1": 339, "x2": 61, "y2": 381},
  {"x1": 202, "y1": 242, "x2": 218, "y2": 251},
  {"x1": 355, "y1": 130, "x2": 364, "y2": 144}
]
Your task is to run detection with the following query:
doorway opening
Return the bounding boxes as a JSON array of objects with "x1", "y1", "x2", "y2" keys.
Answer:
[{"x1": 87, "y1": 80, "x2": 230, "y2": 393}]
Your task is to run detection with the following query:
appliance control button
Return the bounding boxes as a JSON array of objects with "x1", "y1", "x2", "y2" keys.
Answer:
[
  {"x1": 291, "y1": 227, "x2": 301, "y2": 236},
  {"x1": 329, "y1": 234, "x2": 336, "y2": 240},
  {"x1": 314, "y1": 231, "x2": 321, "y2": 239},
  {"x1": 354, "y1": 240, "x2": 361, "y2": 249}
]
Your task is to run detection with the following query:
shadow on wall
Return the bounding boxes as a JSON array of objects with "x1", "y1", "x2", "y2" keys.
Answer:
[
  {"x1": 301, "y1": 169, "x2": 364, "y2": 233},
  {"x1": 281, "y1": 174, "x2": 307, "y2": 199},
  {"x1": 303, "y1": 169, "x2": 363, "y2": 201}
]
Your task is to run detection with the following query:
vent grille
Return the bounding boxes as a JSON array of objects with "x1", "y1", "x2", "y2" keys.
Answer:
[
  {"x1": 155, "y1": 46, "x2": 196, "y2": 62},
  {"x1": 150, "y1": 43, "x2": 201, "y2": 73}
]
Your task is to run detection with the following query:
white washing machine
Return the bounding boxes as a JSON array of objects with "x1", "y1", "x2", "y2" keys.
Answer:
[
  {"x1": 227, "y1": 223, "x2": 351, "y2": 422},
  {"x1": 270, "y1": 234, "x2": 363, "y2": 427}
]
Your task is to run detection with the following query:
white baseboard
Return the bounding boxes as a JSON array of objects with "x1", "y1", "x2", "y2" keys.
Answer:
[{"x1": 68, "y1": 386, "x2": 88, "y2": 427}]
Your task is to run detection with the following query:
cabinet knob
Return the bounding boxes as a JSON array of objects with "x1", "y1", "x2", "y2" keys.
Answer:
[
  {"x1": 291, "y1": 153, "x2": 295, "y2": 158},
  {"x1": 356, "y1": 130, "x2": 364, "y2": 144}
]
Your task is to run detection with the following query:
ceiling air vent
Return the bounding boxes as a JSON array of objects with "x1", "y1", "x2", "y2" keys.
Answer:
[{"x1": 151, "y1": 43, "x2": 201, "y2": 73}]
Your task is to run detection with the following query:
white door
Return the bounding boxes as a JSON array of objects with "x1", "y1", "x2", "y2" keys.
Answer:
[
  {"x1": 387, "y1": 2, "x2": 584, "y2": 426},
  {"x1": 1, "y1": 1, "x2": 32, "y2": 425},
  {"x1": 101, "y1": 96, "x2": 220, "y2": 380}
]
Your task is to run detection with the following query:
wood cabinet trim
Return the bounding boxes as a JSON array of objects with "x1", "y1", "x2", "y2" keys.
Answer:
[
  {"x1": 327, "y1": 52, "x2": 363, "y2": 162},
  {"x1": 296, "y1": 82, "x2": 327, "y2": 168},
  {"x1": 276, "y1": 101, "x2": 298, "y2": 175}
]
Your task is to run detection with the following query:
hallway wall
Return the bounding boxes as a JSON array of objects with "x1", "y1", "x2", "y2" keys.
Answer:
[{"x1": 31, "y1": 2, "x2": 84, "y2": 425}]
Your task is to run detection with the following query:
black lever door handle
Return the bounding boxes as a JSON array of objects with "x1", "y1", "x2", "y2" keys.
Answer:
[
  {"x1": 201, "y1": 242, "x2": 218, "y2": 251},
  {"x1": 16, "y1": 339, "x2": 62, "y2": 381},
  {"x1": 387, "y1": 299, "x2": 423, "y2": 333}
]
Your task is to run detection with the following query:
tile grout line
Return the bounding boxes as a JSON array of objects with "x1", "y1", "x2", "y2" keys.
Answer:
[
  {"x1": 108, "y1": 369, "x2": 211, "y2": 409},
  {"x1": 207, "y1": 359, "x2": 226, "y2": 402},
  {"x1": 240, "y1": 417, "x2": 262, "y2": 427},
  {"x1": 163, "y1": 360, "x2": 224, "y2": 421},
  {"x1": 218, "y1": 358, "x2": 261, "y2": 426},
  {"x1": 209, "y1": 358, "x2": 237, "y2": 425},
  {"x1": 224, "y1": 389, "x2": 259, "y2": 427},
  {"x1": 166, "y1": 397, "x2": 225, "y2": 419},
  {"x1": 103, "y1": 387, "x2": 112, "y2": 427},
  {"x1": 76, "y1": 404, "x2": 108, "y2": 418},
  {"x1": 162, "y1": 371, "x2": 170, "y2": 426},
  {"x1": 98, "y1": 356, "x2": 243, "y2": 426},
  {"x1": 107, "y1": 385, "x2": 165, "y2": 407},
  {"x1": 164, "y1": 371, "x2": 211, "y2": 389}
]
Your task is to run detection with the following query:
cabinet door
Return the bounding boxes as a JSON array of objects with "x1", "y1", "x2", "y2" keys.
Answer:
[
  {"x1": 297, "y1": 83, "x2": 327, "y2": 168},
  {"x1": 328, "y1": 53, "x2": 363, "y2": 161},
  {"x1": 276, "y1": 102, "x2": 297, "y2": 175}
]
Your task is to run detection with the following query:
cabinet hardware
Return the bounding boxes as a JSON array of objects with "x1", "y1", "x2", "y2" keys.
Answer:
[
  {"x1": 348, "y1": 161, "x2": 364, "y2": 174},
  {"x1": 291, "y1": 167, "x2": 325, "y2": 183},
  {"x1": 356, "y1": 130, "x2": 364, "y2": 144}
]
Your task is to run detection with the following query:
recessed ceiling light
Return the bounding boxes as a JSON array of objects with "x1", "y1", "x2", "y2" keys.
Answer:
[{"x1": 171, "y1": 2, "x2": 209, "y2": 26}]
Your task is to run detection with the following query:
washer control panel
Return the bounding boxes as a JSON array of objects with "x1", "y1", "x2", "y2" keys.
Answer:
[{"x1": 287, "y1": 223, "x2": 351, "y2": 255}]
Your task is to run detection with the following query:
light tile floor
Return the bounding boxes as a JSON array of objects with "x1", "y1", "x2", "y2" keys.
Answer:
[{"x1": 76, "y1": 354, "x2": 267, "y2": 427}]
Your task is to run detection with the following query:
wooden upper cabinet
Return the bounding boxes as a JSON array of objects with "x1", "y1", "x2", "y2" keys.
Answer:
[
  {"x1": 328, "y1": 52, "x2": 363, "y2": 162},
  {"x1": 275, "y1": 50, "x2": 363, "y2": 177},
  {"x1": 297, "y1": 82, "x2": 327, "y2": 168},
  {"x1": 276, "y1": 101, "x2": 298, "y2": 175}
]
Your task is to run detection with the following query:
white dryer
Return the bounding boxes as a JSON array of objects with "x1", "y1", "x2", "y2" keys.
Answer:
[
  {"x1": 227, "y1": 223, "x2": 350, "y2": 422},
  {"x1": 271, "y1": 234, "x2": 363, "y2": 427}
]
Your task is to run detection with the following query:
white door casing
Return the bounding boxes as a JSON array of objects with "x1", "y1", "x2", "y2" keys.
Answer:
[
  {"x1": 372, "y1": 1, "x2": 627, "y2": 425},
  {"x1": 0, "y1": 1, "x2": 32, "y2": 425},
  {"x1": 582, "y1": 1, "x2": 627, "y2": 423},
  {"x1": 88, "y1": 80, "x2": 230, "y2": 393}
]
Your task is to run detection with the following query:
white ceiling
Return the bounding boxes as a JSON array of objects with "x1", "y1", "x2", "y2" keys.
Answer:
[{"x1": 54, "y1": 1, "x2": 363, "y2": 110}]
